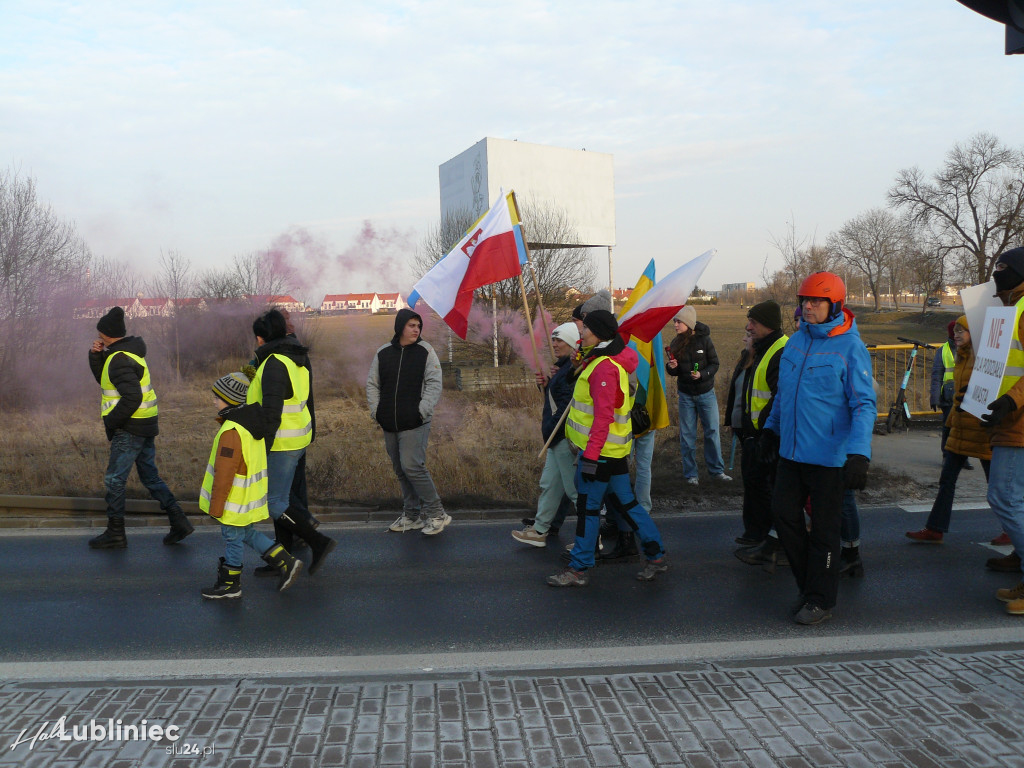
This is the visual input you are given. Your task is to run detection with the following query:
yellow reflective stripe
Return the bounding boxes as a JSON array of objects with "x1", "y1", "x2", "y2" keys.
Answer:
[
  {"x1": 605, "y1": 433, "x2": 631, "y2": 445},
  {"x1": 751, "y1": 387, "x2": 771, "y2": 399},
  {"x1": 281, "y1": 400, "x2": 308, "y2": 413},
  {"x1": 223, "y1": 494, "x2": 269, "y2": 515},
  {"x1": 276, "y1": 423, "x2": 313, "y2": 439},
  {"x1": 101, "y1": 388, "x2": 120, "y2": 396}
]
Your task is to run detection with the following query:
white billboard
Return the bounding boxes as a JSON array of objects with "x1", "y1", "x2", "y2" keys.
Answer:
[{"x1": 439, "y1": 137, "x2": 615, "y2": 248}]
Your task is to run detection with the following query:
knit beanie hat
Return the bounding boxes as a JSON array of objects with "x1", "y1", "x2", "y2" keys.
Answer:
[
  {"x1": 674, "y1": 305, "x2": 697, "y2": 329},
  {"x1": 212, "y1": 372, "x2": 250, "y2": 406},
  {"x1": 579, "y1": 289, "x2": 612, "y2": 318},
  {"x1": 97, "y1": 306, "x2": 126, "y2": 338},
  {"x1": 747, "y1": 300, "x2": 782, "y2": 332},
  {"x1": 551, "y1": 322, "x2": 580, "y2": 348},
  {"x1": 955, "y1": 315, "x2": 969, "y2": 332},
  {"x1": 582, "y1": 309, "x2": 618, "y2": 341}
]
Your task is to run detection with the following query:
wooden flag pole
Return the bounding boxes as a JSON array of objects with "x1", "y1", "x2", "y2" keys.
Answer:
[
  {"x1": 517, "y1": 271, "x2": 545, "y2": 381},
  {"x1": 511, "y1": 192, "x2": 556, "y2": 364},
  {"x1": 538, "y1": 403, "x2": 572, "y2": 460}
]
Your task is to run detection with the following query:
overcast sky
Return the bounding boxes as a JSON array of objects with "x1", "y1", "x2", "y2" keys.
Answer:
[{"x1": 2, "y1": 1, "x2": 1022, "y2": 305}]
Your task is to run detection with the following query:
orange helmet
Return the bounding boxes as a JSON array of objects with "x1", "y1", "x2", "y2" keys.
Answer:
[{"x1": 797, "y1": 272, "x2": 846, "y2": 304}]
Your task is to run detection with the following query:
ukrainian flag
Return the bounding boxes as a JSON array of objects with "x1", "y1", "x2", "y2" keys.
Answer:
[{"x1": 620, "y1": 259, "x2": 670, "y2": 432}]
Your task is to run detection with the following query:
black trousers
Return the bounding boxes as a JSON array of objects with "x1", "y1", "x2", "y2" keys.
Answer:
[
  {"x1": 740, "y1": 436, "x2": 775, "y2": 542},
  {"x1": 772, "y1": 458, "x2": 844, "y2": 610}
]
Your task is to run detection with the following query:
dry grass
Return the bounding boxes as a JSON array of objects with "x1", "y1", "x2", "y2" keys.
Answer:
[{"x1": 0, "y1": 304, "x2": 953, "y2": 508}]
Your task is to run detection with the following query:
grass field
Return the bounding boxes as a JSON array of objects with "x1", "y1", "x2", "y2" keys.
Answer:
[{"x1": 0, "y1": 304, "x2": 954, "y2": 509}]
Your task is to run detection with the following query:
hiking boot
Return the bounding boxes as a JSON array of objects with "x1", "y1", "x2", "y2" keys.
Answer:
[
  {"x1": 839, "y1": 547, "x2": 864, "y2": 578},
  {"x1": 546, "y1": 568, "x2": 588, "y2": 587},
  {"x1": 163, "y1": 504, "x2": 194, "y2": 545},
  {"x1": 996, "y1": 581, "x2": 1024, "y2": 603},
  {"x1": 992, "y1": 531, "x2": 1012, "y2": 546},
  {"x1": 793, "y1": 602, "x2": 832, "y2": 625},
  {"x1": 388, "y1": 514, "x2": 425, "y2": 532},
  {"x1": 987, "y1": 551, "x2": 1022, "y2": 573},
  {"x1": 734, "y1": 534, "x2": 762, "y2": 546},
  {"x1": 89, "y1": 518, "x2": 127, "y2": 549},
  {"x1": 201, "y1": 558, "x2": 242, "y2": 599},
  {"x1": 422, "y1": 513, "x2": 452, "y2": 536},
  {"x1": 1006, "y1": 597, "x2": 1024, "y2": 615},
  {"x1": 278, "y1": 508, "x2": 335, "y2": 575},
  {"x1": 511, "y1": 526, "x2": 548, "y2": 547},
  {"x1": 713, "y1": 473, "x2": 733, "y2": 482},
  {"x1": 735, "y1": 537, "x2": 787, "y2": 573},
  {"x1": 260, "y1": 543, "x2": 303, "y2": 592},
  {"x1": 636, "y1": 559, "x2": 668, "y2": 581},
  {"x1": 598, "y1": 531, "x2": 639, "y2": 561},
  {"x1": 906, "y1": 528, "x2": 943, "y2": 544}
]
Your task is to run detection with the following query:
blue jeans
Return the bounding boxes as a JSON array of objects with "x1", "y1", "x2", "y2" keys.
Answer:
[
  {"x1": 569, "y1": 461, "x2": 664, "y2": 571},
  {"x1": 267, "y1": 448, "x2": 304, "y2": 521},
  {"x1": 534, "y1": 440, "x2": 577, "y2": 535},
  {"x1": 632, "y1": 430, "x2": 656, "y2": 513},
  {"x1": 221, "y1": 523, "x2": 275, "y2": 568},
  {"x1": 677, "y1": 390, "x2": 725, "y2": 478},
  {"x1": 926, "y1": 452, "x2": 991, "y2": 533},
  {"x1": 841, "y1": 489, "x2": 860, "y2": 547},
  {"x1": 986, "y1": 446, "x2": 1024, "y2": 570},
  {"x1": 104, "y1": 431, "x2": 178, "y2": 521},
  {"x1": 383, "y1": 423, "x2": 444, "y2": 519}
]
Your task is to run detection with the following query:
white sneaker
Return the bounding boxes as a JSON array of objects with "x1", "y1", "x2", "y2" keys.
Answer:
[
  {"x1": 388, "y1": 514, "x2": 424, "y2": 532},
  {"x1": 713, "y1": 473, "x2": 733, "y2": 482},
  {"x1": 422, "y1": 513, "x2": 452, "y2": 536},
  {"x1": 687, "y1": 477, "x2": 699, "y2": 486}
]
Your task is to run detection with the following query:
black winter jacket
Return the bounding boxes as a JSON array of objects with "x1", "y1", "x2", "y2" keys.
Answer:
[
  {"x1": 88, "y1": 336, "x2": 158, "y2": 439},
  {"x1": 251, "y1": 336, "x2": 315, "y2": 449},
  {"x1": 541, "y1": 356, "x2": 574, "y2": 444},
  {"x1": 665, "y1": 322, "x2": 720, "y2": 396}
]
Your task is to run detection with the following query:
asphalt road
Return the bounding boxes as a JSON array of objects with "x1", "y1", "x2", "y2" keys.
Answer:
[{"x1": 1, "y1": 505, "x2": 1017, "y2": 668}]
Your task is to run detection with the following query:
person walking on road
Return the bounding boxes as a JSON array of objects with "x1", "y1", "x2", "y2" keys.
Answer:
[
  {"x1": 977, "y1": 248, "x2": 1024, "y2": 615},
  {"x1": 760, "y1": 272, "x2": 876, "y2": 625},
  {"x1": 248, "y1": 309, "x2": 336, "y2": 575},
  {"x1": 199, "y1": 372, "x2": 302, "y2": 599},
  {"x1": 665, "y1": 305, "x2": 731, "y2": 485},
  {"x1": 547, "y1": 310, "x2": 667, "y2": 587},
  {"x1": 512, "y1": 323, "x2": 580, "y2": 548},
  {"x1": 367, "y1": 308, "x2": 450, "y2": 536},
  {"x1": 87, "y1": 306, "x2": 192, "y2": 549},
  {"x1": 930, "y1": 321, "x2": 959, "y2": 458},
  {"x1": 908, "y1": 316, "x2": 996, "y2": 544}
]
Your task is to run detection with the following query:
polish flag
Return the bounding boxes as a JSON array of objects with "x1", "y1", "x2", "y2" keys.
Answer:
[
  {"x1": 617, "y1": 249, "x2": 716, "y2": 343},
  {"x1": 408, "y1": 191, "x2": 527, "y2": 339}
]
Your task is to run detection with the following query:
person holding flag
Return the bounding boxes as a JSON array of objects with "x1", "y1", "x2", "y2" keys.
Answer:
[{"x1": 547, "y1": 309, "x2": 668, "y2": 587}]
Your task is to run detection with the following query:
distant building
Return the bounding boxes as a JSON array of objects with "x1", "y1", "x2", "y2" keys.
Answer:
[
  {"x1": 377, "y1": 293, "x2": 408, "y2": 312},
  {"x1": 721, "y1": 282, "x2": 756, "y2": 294},
  {"x1": 319, "y1": 293, "x2": 382, "y2": 313}
]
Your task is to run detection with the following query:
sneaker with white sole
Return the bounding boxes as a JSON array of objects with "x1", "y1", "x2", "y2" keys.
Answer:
[
  {"x1": 547, "y1": 568, "x2": 588, "y2": 587},
  {"x1": 388, "y1": 514, "x2": 425, "y2": 532},
  {"x1": 687, "y1": 477, "x2": 699, "y2": 486},
  {"x1": 512, "y1": 526, "x2": 548, "y2": 547},
  {"x1": 713, "y1": 473, "x2": 733, "y2": 482},
  {"x1": 422, "y1": 513, "x2": 452, "y2": 536}
]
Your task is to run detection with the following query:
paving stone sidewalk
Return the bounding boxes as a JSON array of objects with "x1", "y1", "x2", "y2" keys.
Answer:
[{"x1": 3, "y1": 649, "x2": 1024, "y2": 768}]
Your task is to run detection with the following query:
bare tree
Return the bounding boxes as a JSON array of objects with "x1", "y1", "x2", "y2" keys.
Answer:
[
  {"x1": 0, "y1": 169, "x2": 92, "y2": 406},
  {"x1": 413, "y1": 206, "x2": 478, "y2": 279},
  {"x1": 146, "y1": 250, "x2": 196, "y2": 379},
  {"x1": 827, "y1": 208, "x2": 907, "y2": 312},
  {"x1": 762, "y1": 220, "x2": 837, "y2": 303},
  {"x1": 903, "y1": 227, "x2": 951, "y2": 314},
  {"x1": 194, "y1": 250, "x2": 294, "y2": 303},
  {"x1": 86, "y1": 255, "x2": 141, "y2": 300},
  {"x1": 888, "y1": 133, "x2": 1024, "y2": 284}
]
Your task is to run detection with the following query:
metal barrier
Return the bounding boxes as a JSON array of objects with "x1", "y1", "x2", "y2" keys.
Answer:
[{"x1": 868, "y1": 342, "x2": 944, "y2": 419}]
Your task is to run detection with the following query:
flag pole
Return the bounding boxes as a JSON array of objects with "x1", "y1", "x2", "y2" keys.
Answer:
[
  {"x1": 537, "y1": 402, "x2": 572, "y2": 460},
  {"x1": 517, "y1": 272, "x2": 544, "y2": 379},
  {"x1": 511, "y1": 192, "x2": 556, "y2": 364}
]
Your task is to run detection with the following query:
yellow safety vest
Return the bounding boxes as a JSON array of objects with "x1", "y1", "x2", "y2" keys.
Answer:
[
  {"x1": 198, "y1": 421, "x2": 269, "y2": 526},
  {"x1": 747, "y1": 334, "x2": 788, "y2": 430},
  {"x1": 247, "y1": 353, "x2": 312, "y2": 451},
  {"x1": 565, "y1": 355, "x2": 632, "y2": 458},
  {"x1": 99, "y1": 351, "x2": 158, "y2": 420},
  {"x1": 941, "y1": 343, "x2": 955, "y2": 385},
  {"x1": 999, "y1": 297, "x2": 1024, "y2": 397}
]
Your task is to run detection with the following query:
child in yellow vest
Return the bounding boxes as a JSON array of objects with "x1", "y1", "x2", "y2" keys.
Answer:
[{"x1": 199, "y1": 372, "x2": 302, "y2": 599}]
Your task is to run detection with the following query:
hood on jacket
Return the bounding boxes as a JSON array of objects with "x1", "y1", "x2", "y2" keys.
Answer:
[
  {"x1": 392, "y1": 308, "x2": 423, "y2": 343},
  {"x1": 800, "y1": 306, "x2": 856, "y2": 339},
  {"x1": 108, "y1": 336, "x2": 147, "y2": 358},
  {"x1": 692, "y1": 321, "x2": 711, "y2": 338},
  {"x1": 254, "y1": 335, "x2": 309, "y2": 365},
  {"x1": 611, "y1": 343, "x2": 639, "y2": 375},
  {"x1": 218, "y1": 402, "x2": 265, "y2": 435}
]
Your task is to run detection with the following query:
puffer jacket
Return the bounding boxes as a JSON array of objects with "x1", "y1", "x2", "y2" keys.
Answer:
[
  {"x1": 665, "y1": 321, "x2": 719, "y2": 396},
  {"x1": 763, "y1": 307, "x2": 876, "y2": 467},
  {"x1": 945, "y1": 343, "x2": 992, "y2": 460},
  {"x1": 88, "y1": 336, "x2": 159, "y2": 438}
]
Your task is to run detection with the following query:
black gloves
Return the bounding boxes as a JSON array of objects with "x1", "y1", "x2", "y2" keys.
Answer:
[
  {"x1": 757, "y1": 429, "x2": 780, "y2": 466},
  {"x1": 580, "y1": 458, "x2": 599, "y2": 482},
  {"x1": 844, "y1": 454, "x2": 869, "y2": 490},
  {"x1": 981, "y1": 394, "x2": 1017, "y2": 428}
]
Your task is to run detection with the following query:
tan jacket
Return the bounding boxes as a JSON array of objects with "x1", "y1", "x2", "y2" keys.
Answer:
[
  {"x1": 207, "y1": 429, "x2": 246, "y2": 518},
  {"x1": 945, "y1": 345, "x2": 992, "y2": 460}
]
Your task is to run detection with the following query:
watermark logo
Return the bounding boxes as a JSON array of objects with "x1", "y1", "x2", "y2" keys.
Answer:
[{"x1": 8, "y1": 717, "x2": 180, "y2": 751}]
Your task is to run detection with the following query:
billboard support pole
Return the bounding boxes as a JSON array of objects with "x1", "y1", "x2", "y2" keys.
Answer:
[
  {"x1": 510, "y1": 192, "x2": 556, "y2": 364},
  {"x1": 608, "y1": 246, "x2": 615, "y2": 312}
]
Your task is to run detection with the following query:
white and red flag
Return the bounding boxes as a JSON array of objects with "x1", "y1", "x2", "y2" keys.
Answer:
[
  {"x1": 616, "y1": 249, "x2": 716, "y2": 343},
  {"x1": 408, "y1": 190, "x2": 528, "y2": 339}
]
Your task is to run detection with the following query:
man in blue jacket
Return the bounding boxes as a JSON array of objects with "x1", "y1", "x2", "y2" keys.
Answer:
[{"x1": 760, "y1": 272, "x2": 876, "y2": 625}]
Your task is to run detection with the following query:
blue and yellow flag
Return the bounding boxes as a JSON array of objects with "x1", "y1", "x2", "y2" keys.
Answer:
[{"x1": 619, "y1": 259, "x2": 670, "y2": 432}]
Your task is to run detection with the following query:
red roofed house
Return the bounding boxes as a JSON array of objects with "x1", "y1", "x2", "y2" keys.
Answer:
[{"x1": 376, "y1": 293, "x2": 407, "y2": 313}]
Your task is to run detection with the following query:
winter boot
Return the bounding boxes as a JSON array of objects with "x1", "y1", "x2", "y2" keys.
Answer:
[
  {"x1": 598, "y1": 531, "x2": 639, "y2": 562},
  {"x1": 254, "y1": 516, "x2": 296, "y2": 576},
  {"x1": 201, "y1": 558, "x2": 242, "y2": 599},
  {"x1": 987, "y1": 551, "x2": 1022, "y2": 573},
  {"x1": 163, "y1": 504, "x2": 194, "y2": 545},
  {"x1": 280, "y1": 508, "x2": 336, "y2": 576},
  {"x1": 89, "y1": 518, "x2": 127, "y2": 549},
  {"x1": 839, "y1": 546, "x2": 864, "y2": 577},
  {"x1": 261, "y1": 543, "x2": 303, "y2": 592},
  {"x1": 734, "y1": 537, "x2": 787, "y2": 573}
]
